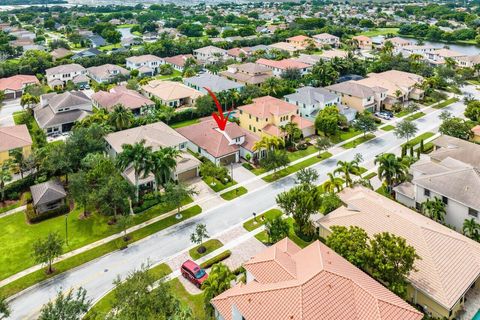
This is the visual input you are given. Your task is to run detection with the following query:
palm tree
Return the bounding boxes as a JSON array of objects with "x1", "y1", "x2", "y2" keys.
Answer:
[
  {"x1": 323, "y1": 172, "x2": 344, "y2": 193},
  {"x1": 252, "y1": 136, "x2": 284, "y2": 153},
  {"x1": 116, "y1": 140, "x2": 153, "y2": 203},
  {"x1": 202, "y1": 263, "x2": 235, "y2": 316},
  {"x1": 0, "y1": 164, "x2": 12, "y2": 202},
  {"x1": 20, "y1": 93, "x2": 39, "y2": 110},
  {"x1": 374, "y1": 153, "x2": 408, "y2": 193},
  {"x1": 109, "y1": 104, "x2": 133, "y2": 131},
  {"x1": 334, "y1": 160, "x2": 360, "y2": 188},
  {"x1": 463, "y1": 218, "x2": 480, "y2": 241},
  {"x1": 150, "y1": 147, "x2": 179, "y2": 192},
  {"x1": 444, "y1": 57, "x2": 457, "y2": 69},
  {"x1": 283, "y1": 121, "x2": 301, "y2": 145},
  {"x1": 381, "y1": 40, "x2": 394, "y2": 55},
  {"x1": 261, "y1": 77, "x2": 281, "y2": 96},
  {"x1": 422, "y1": 197, "x2": 446, "y2": 223}
]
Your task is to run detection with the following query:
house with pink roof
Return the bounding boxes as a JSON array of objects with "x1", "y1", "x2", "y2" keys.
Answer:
[
  {"x1": 0, "y1": 75, "x2": 39, "y2": 100},
  {"x1": 91, "y1": 86, "x2": 155, "y2": 115},
  {"x1": 211, "y1": 238, "x2": 423, "y2": 320},
  {"x1": 255, "y1": 58, "x2": 312, "y2": 77}
]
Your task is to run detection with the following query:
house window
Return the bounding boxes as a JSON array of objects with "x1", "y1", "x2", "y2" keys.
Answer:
[
  {"x1": 253, "y1": 127, "x2": 256, "y2": 132},
  {"x1": 424, "y1": 189, "x2": 430, "y2": 197},
  {"x1": 469, "y1": 208, "x2": 478, "y2": 218},
  {"x1": 442, "y1": 196, "x2": 448, "y2": 205},
  {"x1": 249, "y1": 114, "x2": 251, "y2": 119},
  {"x1": 256, "y1": 117, "x2": 258, "y2": 122}
]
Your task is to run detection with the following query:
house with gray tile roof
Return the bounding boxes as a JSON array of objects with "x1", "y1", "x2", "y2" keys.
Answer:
[
  {"x1": 30, "y1": 180, "x2": 67, "y2": 214},
  {"x1": 183, "y1": 74, "x2": 244, "y2": 94}
]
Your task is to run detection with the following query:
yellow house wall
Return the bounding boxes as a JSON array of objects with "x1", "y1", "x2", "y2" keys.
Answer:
[
  {"x1": 0, "y1": 145, "x2": 31, "y2": 165},
  {"x1": 238, "y1": 110, "x2": 296, "y2": 138},
  {"x1": 339, "y1": 95, "x2": 366, "y2": 112},
  {"x1": 473, "y1": 135, "x2": 480, "y2": 143}
]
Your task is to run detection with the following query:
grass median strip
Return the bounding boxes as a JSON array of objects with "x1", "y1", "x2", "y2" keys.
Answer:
[
  {"x1": 342, "y1": 134, "x2": 375, "y2": 149},
  {"x1": 189, "y1": 239, "x2": 223, "y2": 260},
  {"x1": 263, "y1": 152, "x2": 332, "y2": 183},
  {"x1": 220, "y1": 187, "x2": 247, "y2": 200},
  {"x1": 402, "y1": 132, "x2": 435, "y2": 148},
  {"x1": 405, "y1": 112, "x2": 426, "y2": 121},
  {"x1": 0, "y1": 205, "x2": 202, "y2": 298},
  {"x1": 243, "y1": 208, "x2": 283, "y2": 232},
  {"x1": 380, "y1": 125, "x2": 395, "y2": 131},
  {"x1": 433, "y1": 97, "x2": 459, "y2": 109}
]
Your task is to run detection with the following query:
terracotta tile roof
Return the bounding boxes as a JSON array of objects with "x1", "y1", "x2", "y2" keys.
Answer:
[
  {"x1": 287, "y1": 35, "x2": 311, "y2": 42},
  {"x1": 353, "y1": 35, "x2": 372, "y2": 42},
  {"x1": 0, "y1": 125, "x2": 32, "y2": 152},
  {"x1": 163, "y1": 54, "x2": 194, "y2": 68},
  {"x1": 256, "y1": 58, "x2": 311, "y2": 70},
  {"x1": 92, "y1": 86, "x2": 154, "y2": 112},
  {"x1": 238, "y1": 96, "x2": 297, "y2": 119},
  {"x1": 291, "y1": 115, "x2": 314, "y2": 129},
  {"x1": 212, "y1": 238, "x2": 422, "y2": 320},
  {"x1": 317, "y1": 186, "x2": 480, "y2": 311},
  {"x1": 142, "y1": 80, "x2": 203, "y2": 102},
  {"x1": 0, "y1": 75, "x2": 39, "y2": 91}
]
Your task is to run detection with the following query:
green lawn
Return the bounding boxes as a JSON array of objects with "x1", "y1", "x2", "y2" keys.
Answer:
[
  {"x1": 402, "y1": 132, "x2": 435, "y2": 148},
  {"x1": 357, "y1": 27, "x2": 399, "y2": 37},
  {"x1": 117, "y1": 24, "x2": 138, "y2": 29},
  {"x1": 189, "y1": 239, "x2": 223, "y2": 260},
  {"x1": 155, "y1": 70, "x2": 182, "y2": 80},
  {"x1": 287, "y1": 145, "x2": 317, "y2": 161},
  {"x1": 357, "y1": 167, "x2": 368, "y2": 175},
  {"x1": 202, "y1": 176, "x2": 237, "y2": 192},
  {"x1": 376, "y1": 185, "x2": 393, "y2": 199},
  {"x1": 468, "y1": 80, "x2": 480, "y2": 86},
  {"x1": 364, "y1": 172, "x2": 377, "y2": 180},
  {"x1": 380, "y1": 125, "x2": 395, "y2": 131},
  {"x1": 263, "y1": 152, "x2": 332, "y2": 183},
  {"x1": 220, "y1": 187, "x2": 247, "y2": 200},
  {"x1": 342, "y1": 134, "x2": 375, "y2": 149},
  {"x1": 171, "y1": 119, "x2": 200, "y2": 129},
  {"x1": 84, "y1": 263, "x2": 172, "y2": 319},
  {"x1": 243, "y1": 208, "x2": 283, "y2": 232},
  {"x1": 169, "y1": 278, "x2": 206, "y2": 319},
  {"x1": 99, "y1": 43, "x2": 122, "y2": 51},
  {"x1": 405, "y1": 112, "x2": 426, "y2": 121},
  {"x1": 255, "y1": 217, "x2": 313, "y2": 248},
  {"x1": 330, "y1": 128, "x2": 362, "y2": 144},
  {"x1": 395, "y1": 109, "x2": 414, "y2": 118},
  {"x1": 0, "y1": 205, "x2": 202, "y2": 298},
  {"x1": 433, "y1": 97, "x2": 459, "y2": 109}
]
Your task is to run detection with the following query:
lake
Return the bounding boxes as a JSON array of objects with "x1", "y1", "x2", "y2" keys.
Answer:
[{"x1": 371, "y1": 35, "x2": 480, "y2": 56}]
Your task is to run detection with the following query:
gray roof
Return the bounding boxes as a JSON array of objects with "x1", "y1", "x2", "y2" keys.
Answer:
[
  {"x1": 42, "y1": 91, "x2": 90, "y2": 113},
  {"x1": 430, "y1": 135, "x2": 480, "y2": 168},
  {"x1": 284, "y1": 86, "x2": 339, "y2": 105},
  {"x1": 35, "y1": 91, "x2": 91, "y2": 128},
  {"x1": 35, "y1": 107, "x2": 90, "y2": 128},
  {"x1": 45, "y1": 63, "x2": 85, "y2": 76},
  {"x1": 184, "y1": 74, "x2": 244, "y2": 93},
  {"x1": 30, "y1": 180, "x2": 66, "y2": 206}
]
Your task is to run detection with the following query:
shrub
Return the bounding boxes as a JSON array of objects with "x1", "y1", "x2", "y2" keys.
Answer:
[
  {"x1": 132, "y1": 195, "x2": 161, "y2": 214},
  {"x1": 4, "y1": 175, "x2": 36, "y2": 200},
  {"x1": 242, "y1": 162, "x2": 253, "y2": 170},
  {"x1": 200, "y1": 250, "x2": 231, "y2": 269},
  {"x1": 26, "y1": 203, "x2": 70, "y2": 223}
]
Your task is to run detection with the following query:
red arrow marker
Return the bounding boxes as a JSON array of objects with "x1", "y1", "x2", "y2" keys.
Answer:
[{"x1": 204, "y1": 87, "x2": 232, "y2": 131}]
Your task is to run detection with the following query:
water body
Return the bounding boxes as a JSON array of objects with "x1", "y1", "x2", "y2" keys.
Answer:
[{"x1": 372, "y1": 35, "x2": 480, "y2": 56}]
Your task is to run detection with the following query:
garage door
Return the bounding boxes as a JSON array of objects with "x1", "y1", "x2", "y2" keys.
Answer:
[
  {"x1": 219, "y1": 153, "x2": 236, "y2": 165},
  {"x1": 177, "y1": 168, "x2": 198, "y2": 182}
]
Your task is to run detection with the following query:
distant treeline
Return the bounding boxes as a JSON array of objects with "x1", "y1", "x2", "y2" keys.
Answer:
[{"x1": 0, "y1": 0, "x2": 66, "y2": 5}]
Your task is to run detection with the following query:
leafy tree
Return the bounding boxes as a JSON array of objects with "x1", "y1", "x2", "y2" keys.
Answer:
[
  {"x1": 33, "y1": 232, "x2": 63, "y2": 274},
  {"x1": 295, "y1": 168, "x2": 318, "y2": 186},
  {"x1": 117, "y1": 213, "x2": 133, "y2": 242},
  {"x1": 265, "y1": 216, "x2": 290, "y2": 244},
  {"x1": 39, "y1": 287, "x2": 91, "y2": 320},
  {"x1": 463, "y1": 218, "x2": 480, "y2": 241},
  {"x1": 439, "y1": 116, "x2": 474, "y2": 140},
  {"x1": 69, "y1": 171, "x2": 90, "y2": 216},
  {"x1": 259, "y1": 150, "x2": 290, "y2": 177},
  {"x1": 116, "y1": 140, "x2": 153, "y2": 203},
  {"x1": 202, "y1": 263, "x2": 235, "y2": 317},
  {"x1": 190, "y1": 223, "x2": 209, "y2": 253},
  {"x1": 0, "y1": 163, "x2": 12, "y2": 202},
  {"x1": 109, "y1": 104, "x2": 133, "y2": 131},
  {"x1": 326, "y1": 226, "x2": 370, "y2": 268},
  {"x1": 65, "y1": 124, "x2": 106, "y2": 171},
  {"x1": 320, "y1": 192, "x2": 342, "y2": 214},
  {"x1": 281, "y1": 67, "x2": 302, "y2": 82},
  {"x1": 315, "y1": 136, "x2": 332, "y2": 157},
  {"x1": 368, "y1": 232, "x2": 419, "y2": 298},
  {"x1": 307, "y1": 60, "x2": 339, "y2": 86},
  {"x1": 322, "y1": 172, "x2": 343, "y2": 194},
  {"x1": 374, "y1": 153, "x2": 408, "y2": 193},
  {"x1": 252, "y1": 136, "x2": 284, "y2": 152},
  {"x1": 150, "y1": 147, "x2": 179, "y2": 192},
  {"x1": 422, "y1": 197, "x2": 446, "y2": 223},
  {"x1": 353, "y1": 112, "x2": 376, "y2": 137},
  {"x1": 394, "y1": 119, "x2": 418, "y2": 143},
  {"x1": 164, "y1": 182, "x2": 198, "y2": 218},
  {"x1": 280, "y1": 121, "x2": 302, "y2": 145},
  {"x1": 20, "y1": 93, "x2": 39, "y2": 109},
  {"x1": 194, "y1": 95, "x2": 216, "y2": 116},
  {"x1": 315, "y1": 106, "x2": 346, "y2": 137}
]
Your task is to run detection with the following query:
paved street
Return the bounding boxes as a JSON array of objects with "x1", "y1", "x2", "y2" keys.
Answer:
[
  {"x1": 0, "y1": 99, "x2": 22, "y2": 127},
  {"x1": 6, "y1": 87, "x2": 473, "y2": 319}
]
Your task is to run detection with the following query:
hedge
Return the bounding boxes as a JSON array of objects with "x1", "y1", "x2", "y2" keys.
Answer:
[
  {"x1": 25, "y1": 203, "x2": 70, "y2": 223},
  {"x1": 4, "y1": 175, "x2": 36, "y2": 200},
  {"x1": 200, "y1": 250, "x2": 232, "y2": 269}
]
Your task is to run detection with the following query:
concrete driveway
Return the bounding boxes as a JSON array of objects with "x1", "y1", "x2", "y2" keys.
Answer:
[{"x1": 0, "y1": 98, "x2": 22, "y2": 127}]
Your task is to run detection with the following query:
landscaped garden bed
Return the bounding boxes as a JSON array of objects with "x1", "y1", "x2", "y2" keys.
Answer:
[{"x1": 189, "y1": 239, "x2": 223, "y2": 260}]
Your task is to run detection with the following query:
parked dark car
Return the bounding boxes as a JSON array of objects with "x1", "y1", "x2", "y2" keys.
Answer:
[{"x1": 181, "y1": 260, "x2": 208, "y2": 288}]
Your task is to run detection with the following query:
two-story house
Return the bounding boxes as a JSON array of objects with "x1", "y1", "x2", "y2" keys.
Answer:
[
  {"x1": 92, "y1": 85, "x2": 155, "y2": 115},
  {"x1": 125, "y1": 54, "x2": 163, "y2": 76},
  {"x1": 0, "y1": 125, "x2": 32, "y2": 165},
  {"x1": 183, "y1": 74, "x2": 244, "y2": 94},
  {"x1": 45, "y1": 63, "x2": 88, "y2": 88},
  {"x1": 34, "y1": 91, "x2": 92, "y2": 135},
  {"x1": 238, "y1": 96, "x2": 315, "y2": 139},
  {"x1": 219, "y1": 63, "x2": 273, "y2": 86},
  {"x1": 86, "y1": 64, "x2": 129, "y2": 83},
  {"x1": 325, "y1": 81, "x2": 386, "y2": 112},
  {"x1": 312, "y1": 33, "x2": 340, "y2": 47},
  {"x1": 193, "y1": 45, "x2": 227, "y2": 64},
  {"x1": 142, "y1": 80, "x2": 203, "y2": 108},
  {"x1": 255, "y1": 58, "x2": 312, "y2": 77},
  {"x1": 394, "y1": 135, "x2": 480, "y2": 232},
  {"x1": 352, "y1": 35, "x2": 373, "y2": 50}
]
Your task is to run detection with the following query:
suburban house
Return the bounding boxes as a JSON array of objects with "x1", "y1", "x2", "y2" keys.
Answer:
[
  {"x1": 399, "y1": 45, "x2": 436, "y2": 58},
  {"x1": 268, "y1": 41, "x2": 305, "y2": 54},
  {"x1": 219, "y1": 63, "x2": 273, "y2": 86},
  {"x1": 86, "y1": 64, "x2": 129, "y2": 83},
  {"x1": 193, "y1": 45, "x2": 227, "y2": 64},
  {"x1": 71, "y1": 48, "x2": 102, "y2": 60},
  {"x1": 105, "y1": 121, "x2": 201, "y2": 183},
  {"x1": 92, "y1": 85, "x2": 154, "y2": 115},
  {"x1": 256, "y1": 58, "x2": 312, "y2": 77},
  {"x1": 394, "y1": 135, "x2": 480, "y2": 231},
  {"x1": 238, "y1": 96, "x2": 315, "y2": 138},
  {"x1": 30, "y1": 180, "x2": 67, "y2": 214},
  {"x1": 286, "y1": 35, "x2": 315, "y2": 48},
  {"x1": 315, "y1": 186, "x2": 480, "y2": 320},
  {"x1": 352, "y1": 35, "x2": 373, "y2": 50},
  {"x1": 427, "y1": 48, "x2": 466, "y2": 65},
  {"x1": 141, "y1": 80, "x2": 203, "y2": 108},
  {"x1": 317, "y1": 49, "x2": 348, "y2": 61},
  {"x1": 176, "y1": 120, "x2": 260, "y2": 165},
  {"x1": 312, "y1": 33, "x2": 340, "y2": 47},
  {"x1": 387, "y1": 37, "x2": 413, "y2": 49},
  {"x1": 45, "y1": 63, "x2": 88, "y2": 88},
  {"x1": 226, "y1": 47, "x2": 252, "y2": 61},
  {"x1": 50, "y1": 48, "x2": 72, "y2": 61},
  {"x1": 125, "y1": 54, "x2": 163, "y2": 76},
  {"x1": 455, "y1": 55, "x2": 480, "y2": 69},
  {"x1": 87, "y1": 34, "x2": 106, "y2": 48},
  {"x1": 34, "y1": 91, "x2": 92, "y2": 135},
  {"x1": 355, "y1": 70, "x2": 424, "y2": 109},
  {"x1": 325, "y1": 81, "x2": 386, "y2": 112},
  {"x1": 291, "y1": 53, "x2": 322, "y2": 66},
  {"x1": 0, "y1": 125, "x2": 32, "y2": 165},
  {"x1": 211, "y1": 238, "x2": 423, "y2": 320},
  {"x1": 183, "y1": 74, "x2": 244, "y2": 94},
  {"x1": 163, "y1": 54, "x2": 194, "y2": 72},
  {"x1": 284, "y1": 86, "x2": 357, "y2": 121},
  {"x1": 0, "y1": 75, "x2": 39, "y2": 100}
]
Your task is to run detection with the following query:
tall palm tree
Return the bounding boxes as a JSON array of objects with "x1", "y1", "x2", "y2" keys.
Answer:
[
  {"x1": 150, "y1": 147, "x2": 179, "y2": 192},
  {"x1": 323, "y1": 172, "x2": 344, "y2": 193},
  {"x1": 374, "y1": 153, "x2": 408, "y2": 193},
  {"x1": 381, "y1": 40, "x2": 394, "y2": 55},
  {"x1": 0, "y1": 164, "x2": 12, "y2": 202},
  {"x1": 283, "y1": 121, "x2": 301, "y2": 145},
  {"x1": 334, "y1": 160, "x2": 360, "y2": 188},
  {"x1": 252, "y1": 136, "x2": 284, "y2": 153},
  {"x1": 261, "y1": 77, "x2": 281, "y2": 96},
  {"x1": 109, "y1": 104, "x2": 133, "y2": 131},
  {"x1": 202, "y1": 263, "x2": 235, "y2": 316},
  {"x1": 463, "y1": 218, "x2": 480, "y2": 241},
  {"x1": 422, "y1": 197, "x2": 446, "y2": 223},
  {"x1": 116, "y1": 140, "x2": 153, "y2": 203}
]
